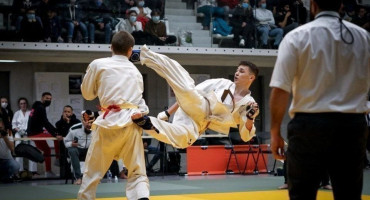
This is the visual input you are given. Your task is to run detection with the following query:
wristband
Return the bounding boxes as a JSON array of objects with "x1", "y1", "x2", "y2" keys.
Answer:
[{"x1": 164, "y1": 110, "x2": 170, "y2": 118}]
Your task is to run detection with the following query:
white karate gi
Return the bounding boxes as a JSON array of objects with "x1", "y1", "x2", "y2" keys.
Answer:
[
  {"x1": 78, "y1": 55, "x2": 150, "y2": 200},
  {"x1": 140, "y1": 46, "x2": 256, "y2": 149}
]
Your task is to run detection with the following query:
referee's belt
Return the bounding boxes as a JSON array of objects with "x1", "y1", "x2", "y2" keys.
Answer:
[{"x1": 100, "y1": 104, "x2": 138, "y2": 119}]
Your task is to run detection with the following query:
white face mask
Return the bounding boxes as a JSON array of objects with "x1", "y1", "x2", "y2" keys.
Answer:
[{"x1": 1, "y1": 102, "x2": 8, "y2": 108}]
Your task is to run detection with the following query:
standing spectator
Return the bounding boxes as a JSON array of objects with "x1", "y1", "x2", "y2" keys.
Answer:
[
  {"x1": 130, "y1": 0, "x2": 152, "y2": 29},
  {"x1": 60, "y1": 0, "x2": 89, "y2": 43},
  {"x1": 55, "y1": 105, "x2": 80, "y2": 178},
  {"x1": 230, "y1": 0, "x2": 255, "y2": 48},
  {"x1": 144, "y1": 9, "x2": 176, "y2": 45},
  {"x1": 27, "y1": 92, "x2": 63, "y2": 177},
  {"x1": 1, "y1": 97, "x2": 13, "y2": 123},
  {"x1": 87, "y1": 0, "x2": 113, "y2": 44},
  {"x1": 12, "y1": 97, "x2": 38, "y2": 175},
  {"x1": 0, "y1": 118, "x2": 20, "y2": 183},
  {"x1": 44, "y1": 7, "x2": 64, "y2": 43},
  {"x1": 19, "y1": 8, "x2": 44, "y2": 42},
  {"x1": 64, "y1": 110, "x2": 94, "y2": 185},
  {"x1": 269, "y1": 1, "x2": 369, "y2": 200},
  {"x1": 254, "y1": 0, "x2": 283, "y2": 49},
  {"x1": 275, "y1": 3, "x2": 299, "y2": 36}
]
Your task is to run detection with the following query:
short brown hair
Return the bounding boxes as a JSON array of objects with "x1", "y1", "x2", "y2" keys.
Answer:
[
  {"x1": 111, "y1": 31, "x2": 135, "y2": 55},
  {"x1": 239, "y1": 61, "x2": 259, "y2": 77}
]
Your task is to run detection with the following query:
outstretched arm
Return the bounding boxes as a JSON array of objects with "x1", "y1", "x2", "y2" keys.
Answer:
[
  {"x1": 270, "y1": 87, "x2": 290, "y2": 160},
  {"x1": 157, "y1": 102, "x2": 179, "y2": 121}
]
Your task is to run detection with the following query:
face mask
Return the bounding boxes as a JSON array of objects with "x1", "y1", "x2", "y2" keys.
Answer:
[
  {"x1": 242, "y1": 3, "x2": 249, "y2": 8},
  {"x1": 43, "y1": 100, "x2": 51, "y2": 107},
  {"x1": 152, "y1": 16, "x2": 160, "y2": 23},
  {"x1": 26, "y1": 13, "x2": 36, "y2": 22},
  {"x1": 1, "y1": 102, "x2": 7, "y2": 108},
  {"x1": 129, "y1": 16, "x2": 137, "y2": 23},
  {"x1": 138, "y1": 1, "x2": 145, "y2": 7},
  {"x1": 261, "y1": 3, "x2": 267, "y2": 9}
]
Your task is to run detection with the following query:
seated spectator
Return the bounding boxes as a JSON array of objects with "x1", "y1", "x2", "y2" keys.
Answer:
[
  {"x1": 229, "y1": 0, "x2": 255, "y2": 48},
  {"x1": 0, "y1": 118, "x2": 20, "y2": 183},
  {"x1": 289, "y1": 0, "x2": 308, "y2": 25},
  {"x1": 197, "y1": 0, "x2": 224, "y2": 30},
  {"x1": 143, "y1": 138, "x2": 162, "y2": 173},
  {"x1": 254, "y1": 0, "x2": 283, "y2": 49},
  {"x1": 44, "y1": 7, "x2": 63, "y2": 43},
  {"x1": 1, "y1": 97, "x2": 13, "y2": 123},
  {"x1": 352, "y1": 6, "x2": 370, "y2": 32},
  {"x1": 130, "y1": 0, "x2": 152, "y2": 29},
  {"x1": 275, "y1": 3, "x2": 299, "y2": 36},
  {"x1": 118, "y1": 10, "x2": 143, "y2": 33},
  {"x1": 145, "y1": 0, "x2": 163, "y2": 16},
  {"x1": 19, "y1": 8, "x2": 44, "y2": 42},
  {"x1": 55, "y1": 105, "x2": 80, "y2": 178},
  {"x1": 12, "y1": 97, "x2": 38, "y2": 175},
  {"x1": 118, "y1": 0, "x2": 136, "y2": 18},
  {"x1": 12, "y1": 0, "x2": 40, "y2": 33},
  {"x1": 60, "y1": 0, "x2": 89, "y2": 43},
  {"x1": 217, "y1": 0, "x2": 238, "y2": 20},
  {"x1": 145, "y1": 9, "x2": 177, "y2": 45},
  {"x1": 87, "y1": 0, "x2": 113, "y2": 44},
  {"x1": 64, "y1": 110, "x2": 95, "y2": 185}
]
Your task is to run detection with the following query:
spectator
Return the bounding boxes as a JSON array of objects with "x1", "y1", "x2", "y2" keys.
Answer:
[
  {"x1": 87, "y1": 0, "x2": 113, "y2": 44},
  {"x1": 60, "y1": 0, "x2": 89, "y2": 43},
  {"x1": 289, "y1": 0, "x2": 308, "y2": 25},
  {"x1": 12, "y1": 0, "x2": 40, "y2": 33},
  {"x1": 130, "y1": 0, "x2": 152, "y2": 29},
  {"x1": 197, "y1": 0, "x2": 224, "y2": 30},
  {"x1": 229, "y1": 0, "x2": 255, "y2": 48},
  {"x1": 55, "y1": 105, "x2": 80, "y2": 178},
  {"x1": 217, "y1": 0, "x2": 238, "y2": 20},
  {"x1": 64, "y1": 110, "x2": 95, "y2": 185},
  {"x1": 275, "y1": 3, "x2": 299, "y2": 36},
  {"x1": 43, "y1": 7, "x2": 63, "y2": 43},
  {"x1": 144, "y1": 9, "x2": 177, "y2": 45},
  {"x1": 0, "y1": 118, "x2": 20, "y2": 183},
  {"x1": 27, "y1": 92, "x2": 62, "y2": 177},
  {"x1": 1, "y1": 97, "x2": 14, "y2": 123},
  {"x1": 12, "y1": 97, "x2": 38, "y2": 175},
  {"x1": 19, "y1": 8, "x2": 44, "y2": 42},
  {"x1": 254, "y1": 0, "x2": 283, "y2": 49},
  {"x1": 144, "y1": 0, "x2": 163, "y2": 16},
  {"x1": 119, "y1": 0, "x2": 136, "y2": 17},
  {"x1": 143, "y1": 138, "x2": 162, "y2": 173},
  {"x1": 352, "y1": 6, "x2": 370, "y2": 32}
]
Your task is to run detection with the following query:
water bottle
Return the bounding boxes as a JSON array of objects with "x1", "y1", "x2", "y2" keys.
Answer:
[
  {"x1": 114, "y1": 175, "x2": 118, "y2": 183},
  {"x1": 107, "y1": 170, "x2": 112, "y2": 182}
]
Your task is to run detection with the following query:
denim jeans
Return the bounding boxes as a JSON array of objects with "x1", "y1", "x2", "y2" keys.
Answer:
[
  {"x1": 0, "y1": 158, "x2": 20, "y2": 181},
  {"x1": 197, "y1": 6, "x2": 225, "y2": 27},
  {"x1": 88, "y1": 22, "x2": 112, "y2": 44},
  {"x1": 64, "y1": 21, "x2": 88, "y2": 42},
  {"x1": 257, "y1": 25, "x2": 283, "y2": 46}
]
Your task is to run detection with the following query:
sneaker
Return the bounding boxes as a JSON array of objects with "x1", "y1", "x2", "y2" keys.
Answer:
[
  {"x1": 322, "y1": 185, "x2": 332, "y2": 190},
  {"x1": 239, "y1": 39, "x2": 245, "y2": 47},
  {"x1": 278, "y1": 183, "x2": 288, "y2": 189}
]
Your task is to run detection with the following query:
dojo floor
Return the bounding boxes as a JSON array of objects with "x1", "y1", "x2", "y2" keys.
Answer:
[{"x1": 1, "y1": 170, "x2": 370, "y2": 200}]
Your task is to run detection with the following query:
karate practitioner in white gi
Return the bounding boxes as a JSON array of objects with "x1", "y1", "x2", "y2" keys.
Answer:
[
  {"x1": 132, "y1": 45, "x2": 260, "y2": 149},
  {"x1": 78, "y1": 31, "x2": 150, "y2": 200}
]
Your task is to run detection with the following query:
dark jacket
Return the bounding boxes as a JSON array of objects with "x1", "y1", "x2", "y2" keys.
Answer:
[
  {"x1": 27, "y1": 101, "x2": 57, "y2": 136},
  {"x1": 55, "y1": 114, "x2": 81, "y2": 137},
  {"x1": 0, "y1": 107, "x2": 11, "y2": 131}
]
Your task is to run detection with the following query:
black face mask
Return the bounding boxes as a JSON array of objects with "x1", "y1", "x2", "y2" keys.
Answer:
[
  {"x1": 43, "y1": 100, "x2": 51, "y2": 107},
  {"x1": 84, "y1": 128, "x2": 92, "y2": 134}
]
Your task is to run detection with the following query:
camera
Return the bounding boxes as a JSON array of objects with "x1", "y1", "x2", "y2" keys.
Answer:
[
  {"x1": 0, "y1": 130, "x2": 8, "y2": 137},
  {"x1": 129, "y1": 50, "x2": 141, "y2": 62},
  {"x1": 74, "y1": 137, "x2": 78, "y2": 143}
]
